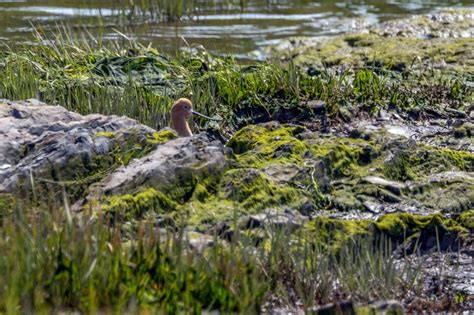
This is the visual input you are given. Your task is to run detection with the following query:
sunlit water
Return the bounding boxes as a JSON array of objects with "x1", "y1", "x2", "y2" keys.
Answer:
[{"x1": 0, "y1": 0, "x2": 472, "y2": 57}]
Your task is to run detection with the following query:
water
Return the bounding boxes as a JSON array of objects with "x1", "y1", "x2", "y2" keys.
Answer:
[{"x1": 0, "y1": 0, "x2": 472, "y2": 57}]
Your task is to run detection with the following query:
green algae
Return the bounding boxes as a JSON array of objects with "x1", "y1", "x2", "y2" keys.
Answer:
[
  {"x1": 94, "y1": 131, "x2": 114, "y2": 138},
  {"x1": 178, "y1": 168, "x2": 307, "y2": 231},
  {"x1": 227, "y1": 124, "x2": 308, "y2": 161},
  {"x1": 302, "y1": 216, "x2": 370, "y2": 249},
  {"x1": 309, "y1": 137, "x2": 379, "y2": 179},
  {"x1": 284, "y1": 32, "x2": 474, "y2": 74},
  {"x1": 228, "y1": 123, "x2": 379, "y2": 179},
  {"x1": 300, "y1": 212, "x2": 470, "y2": 253},
  {"x1": 146, "y1": 129, "x2": 177, "y2": 145},
  {"x1": 101, "y1": 187, "x2": 177, "y2": 221},
  {"x1": 384, "y1": 146, "x2": 474, "y2": 181},
  {"x1": 459, "y1": 210, "x2": 474, "y2": 231},
  {"x1": 373, "y1": 213, "x2": 469, "y2": 246},
  {"x1": 223, "y1": 168, "x2": 303, "y2": 209},
  {"x1": 225, "y1": 123, "x2": 473, "y2": 215}
]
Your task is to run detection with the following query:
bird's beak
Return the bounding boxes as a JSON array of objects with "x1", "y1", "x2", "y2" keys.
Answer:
[{"x1": 190, "y1": 110, "x2": 215, "y2": 120}]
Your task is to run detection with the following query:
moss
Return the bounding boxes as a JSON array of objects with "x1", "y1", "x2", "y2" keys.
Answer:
[
  {"x1": 285, "y1": 31, "x2": 474, "y2": 73},
  {"x1": 373, "y1": 213, "x2": 469, "y2": 249},
  {"x1": 147, "y1": 129, "x2": 177, "y2": 145},
  {"x1": 94, "y1": 131, "x2": 114, "y2": 138},
  {"x1": 227, "y1": 124, "x2": 473, "y2": 216},
  {"x1": 101, "y1": 187, "x2": 178, "y2": 221},
  {"x1": 459, "y1": 210, "x2": 474, "y2": 231},
  {"x1": 309, "y1": 137, "x2": 378, "y2": 178},
  {"x1": 227, "y1": 124, "x2": 308, "y2": 167},
  {"x1": 375, "y1": 213, "x2": 455, "y2": 235},
  {"x1": 182, "y1": 198, "x2": 239, "y2": 232},
  {"x1": 167, "y1": 166, "x2": 308, "y2": 231},
  {"x1": 415, "y1": 180, "x2": 474, "y2": 213},
  {"x1": 228, "y1": 123, "x2": 379, "y2": 179},
  {"x1": 300, "y1": 212, "x2": 470, "y2": 253},
  {"x1": 223, "y1": 168, "x2": 303, "y2": 209},
  {"x1": 182, "y1": 168, "x2": 305, "y2": 231},
  {"x1": 302, "y1": 216, "x2": 371, "y2": 250},
  {"x1": 384, "y1": 146, "x2": 473, "y2": 181}
]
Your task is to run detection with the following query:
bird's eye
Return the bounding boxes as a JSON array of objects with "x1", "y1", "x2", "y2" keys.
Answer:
[{"x1": 183, "y1": 105, "x2": 189, "y2": 109}]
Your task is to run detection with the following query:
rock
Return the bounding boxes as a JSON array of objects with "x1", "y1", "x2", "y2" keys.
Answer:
[
  {"x1": 243, "y1": 209, "x2": 309, "y2": 230},
  {"x1": 368, "y1": 300, "x2": 404, "y2": 315},
  {"x1": 363, "y1": 200, "x2": 384, "y2": 214},
  {"x1": 269, "y1": 10, "x2": 474, "y2": 74},
  {"x1": 0, "y1": 100, "x2": 154, "y2": 193},
  {"x1": 186, "y1": 231, "x2": 215, "y2": 251},
  {"x1": 263, "y1": 163, "x2": 301, "y2": 184},
  {"x1": 362, "y1": 176, "x2": 406, "y2": 195},
  {"x1": 98, "y1": 134, "x2": 226, "y2": 197},
  {"x1": 308, "y1": 301, "x2": 355, "y2": 315}
]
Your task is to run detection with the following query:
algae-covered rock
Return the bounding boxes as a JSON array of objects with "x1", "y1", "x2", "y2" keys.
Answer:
[
  {"x1": 93, "y1": 134, "x2": 226, "y2": 224},
  {"x1": 270, "y1": 10, "x2": 474, "y2": 74},
  {"x1": 100, "y1": 133, "x2": 226, "y2": 196},
  {"x1": 0, "y1": 99, "x2": 156, "y2": 194},
  {"x1": 372, "y1": 212, "x2": 471, "y2": 252},
  {"x1": 360, "y1": 300, "x2": 404, "y2": 315},
  {"x1": 227, "y1": 122, "x2": 474, "y2": 215},
  {"x1": 300, "y1": 212, "x2": 471, "y2": 253},
  {"x1": 309, "y1": 300, "x2": 355, "y2": 315}
]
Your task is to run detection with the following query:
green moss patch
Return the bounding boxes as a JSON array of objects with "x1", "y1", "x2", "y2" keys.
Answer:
[
  {"x1": 147, "y1": 129, "x2": 177, "y2": 145},
  {"x1": 302, "y1": 216, "x2": 371, "y2": 249},
  {"x1": 283, "y1": 32, "x2": 474, "y2": 74},
  {"x1": 301, "y1": 212, "x2": 470, "y2": 252},
  {"x1": 459, "y1": 210, "x2": 474, "y2": 231},
  {"x1": 384, "y1": 146, "x2": 474, "y2": 181},
  {"x1": 227, "y1": 124, "x2": 473, "y2": 214},
  {"x1": 101, "y1": 187, "x2": 177, "y2": 221},
  {"x1": 228, "y1": 123, "x2": 379, "y2": 179},
  {"x1": 373, "y1": 212, "x2": 469, "y2": 251},
  {"x1": 177, "y1": 168, "x2": 307, "y2": 231},
  {"x1": 223, "y1": 168, "x2": 303, "y2": 209}
]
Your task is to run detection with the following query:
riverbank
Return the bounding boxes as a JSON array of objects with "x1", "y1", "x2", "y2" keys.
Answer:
[{"x1": 0, "y1": 9, "x2": 472, "y2": 313}]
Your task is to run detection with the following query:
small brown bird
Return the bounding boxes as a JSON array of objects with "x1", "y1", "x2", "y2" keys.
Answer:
[{"x1": 170, "y1": 98, "x2": 213, "y2": 137}]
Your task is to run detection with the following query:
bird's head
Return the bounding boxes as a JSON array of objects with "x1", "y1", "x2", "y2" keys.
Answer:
[
  {"x1": 171, "y1": 98, "x2": 213, "y2": 120},
  {"x1": 171, "y1": 98, "x2": 193, "y2": 120}
]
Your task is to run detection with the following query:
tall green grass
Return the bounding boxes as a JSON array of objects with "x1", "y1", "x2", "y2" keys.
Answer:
[
  {"x1": 0, "y1": 198, "x2": 423, "y2": 313},
  {"x1": 0, "y1": 26, "x2": 470, "y2": 134}
]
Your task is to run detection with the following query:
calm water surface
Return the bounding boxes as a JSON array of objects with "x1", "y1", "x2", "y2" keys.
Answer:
[{"x1": 0, "y1": 0, "x2": 472, "y2": 57}]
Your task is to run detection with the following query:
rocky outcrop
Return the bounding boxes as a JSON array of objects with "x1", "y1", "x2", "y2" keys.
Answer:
[
  {"x1": 227, "y1": 122, "x2": 473, "y2": 217},
  {"x1": 0, "y1": 99, "x2": 155, "y2": 193},
  {"x1": 100, "y1": 134, "x2": 226, "y2": 197},
  {"x1": 2, "y1": 99, "x2": 471, "y2": 226},
  {"x1": 90, "y1": 133, "x2": 227, "y2": 220}
]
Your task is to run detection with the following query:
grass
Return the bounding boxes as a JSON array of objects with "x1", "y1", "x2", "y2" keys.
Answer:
[
  {"x1": 0, "y1": 27, "x2": 472, "y2": 312},
  {"x1": 0, "y1": 198, "x2": 426, "y2": 313},
  {"x1": 0, "y1": 26, "x2": 471, "y2": 136}
]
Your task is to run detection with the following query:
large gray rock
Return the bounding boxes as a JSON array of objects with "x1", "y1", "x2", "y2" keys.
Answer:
[
  {"x1": 97, "y1": 133, "x2": 226, "y2": 197},
  {"x1": 0, "y1": 99, "x2": 154, "y2": 193}
]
